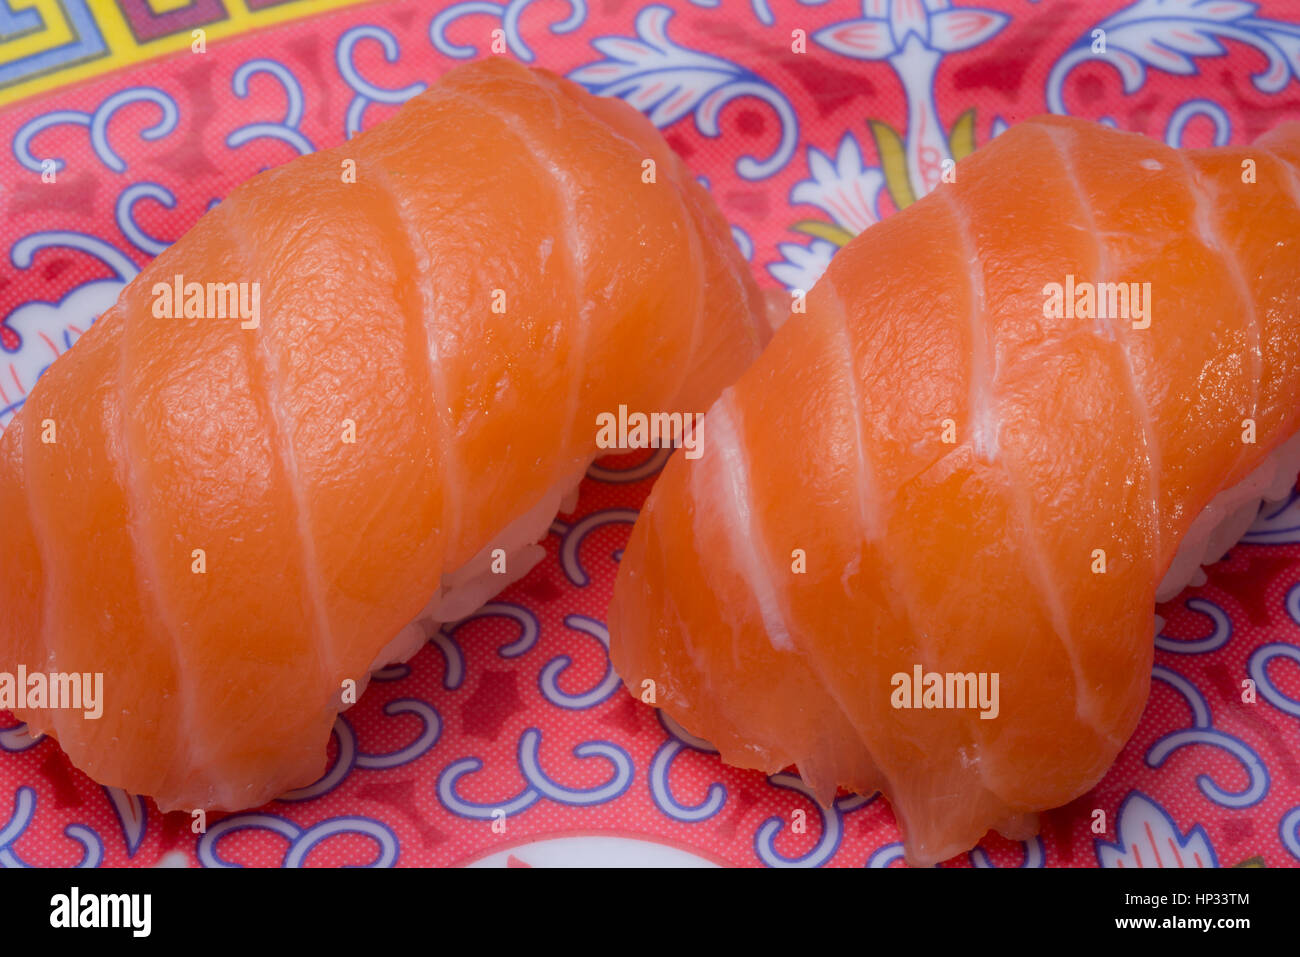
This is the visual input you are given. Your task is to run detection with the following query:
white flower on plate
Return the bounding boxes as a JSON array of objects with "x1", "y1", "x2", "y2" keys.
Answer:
[
  {"x1": 791, "y1": 135, "x2": 887, "y2": 235},
  {"x1": 769, "y1": 238, "x2": 839, "y2": 292},
  {"x1": 1, "y1": 233, "x2": 136, "y2": 429},
  {"x1": 1096, "y1": 792, "x2": 1216, "y2": 868}
]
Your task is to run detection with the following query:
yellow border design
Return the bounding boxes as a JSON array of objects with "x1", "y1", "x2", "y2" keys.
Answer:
[{"x1": 2, "y1": 0, "x2": 379, "y2": 108}]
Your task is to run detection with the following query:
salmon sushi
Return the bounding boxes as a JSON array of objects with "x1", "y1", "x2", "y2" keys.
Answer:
[
  {"x1": 609, "y1": 116, "x2": 1300, "y2": 865},
  {"x1": 0, "y1": 58, "x2": 769, "y2": 812}
]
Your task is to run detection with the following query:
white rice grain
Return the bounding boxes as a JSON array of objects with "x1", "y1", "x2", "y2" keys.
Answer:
[
  {"x1": 1156, "y1": 430, "x2": 1300, "y2": 603},
  {"x1": 354, "y1": 458, "x2": 591, "y2": 699}
]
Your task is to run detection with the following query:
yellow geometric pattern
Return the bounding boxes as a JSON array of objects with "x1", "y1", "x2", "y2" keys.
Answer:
[
  {"x1": 146, "y1": 0, "x2": 195, "y2": 13},
  {"x1": 0, "y1": 0, "x2": 377, "y2": 108},
  {"x1": 2, "y1": 1, "x2": 78, "y2": 62}
]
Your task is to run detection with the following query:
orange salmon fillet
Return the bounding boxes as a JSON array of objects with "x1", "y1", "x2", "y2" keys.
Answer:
[
  {"x1": 609, "y1": 116, "x2": 1300, "y2": 866},
  {"x1": 0, "y1": 58, "x2": 767, "y2": 812}
]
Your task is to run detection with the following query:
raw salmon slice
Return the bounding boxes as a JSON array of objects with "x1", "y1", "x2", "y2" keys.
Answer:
[
  {"x1": 0, "y1": 58, "x2": 769, "y2": 812},
  {"x1": 610, "y1": 116, "x2": 1300, "y2": 866}
]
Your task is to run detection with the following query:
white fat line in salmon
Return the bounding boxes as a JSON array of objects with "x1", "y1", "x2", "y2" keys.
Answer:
[
  {"x1": 595, "y1": 405, "x2": 704, "y2": 460},
  {"x1": 150, "y1": 273, "x2": 261, "y2": 329},
  {"x1": 890, "y1": 665, "x2": 999, "y2": 720},
  {"x1": 0, "y1": 666, "x2": 103, "y2": 719},
  {"x1": 1042, "y1": 274, "x2": 1152, "y2": 329}
]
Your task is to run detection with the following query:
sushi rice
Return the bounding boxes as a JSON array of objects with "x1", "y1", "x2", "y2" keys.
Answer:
[
  {"x1": 1156, "y1": 430, "x2": 1300, "y2": 604},
  {"x1": 360, "y1": 459, "x2": 591, "y2": 692}
]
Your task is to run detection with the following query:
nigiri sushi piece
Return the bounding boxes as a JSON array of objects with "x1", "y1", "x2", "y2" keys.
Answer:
[
  {"x1": 609, "y1": 116, "x2": 1300, "y2": 865},
  {"x1": 0, "y1": 58, "x2": 768, "y2": 812}
]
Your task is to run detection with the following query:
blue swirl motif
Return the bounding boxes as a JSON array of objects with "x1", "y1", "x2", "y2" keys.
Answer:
[
  {"x1": 14, "y1": 87, "x2": 179, "y2": 175},
  {"x1": 104, "y1": 787, "x2": 146, "y2": 858},
  {"x1": 539, "y1": 615, "x2": 621, "y2": 709},
  {"x1": 10, "y1": 231, "x2": 138, "y2": 285},
  {"x1": 279, "y1": 700, "x2": 442, "y2": 803},
  {"x1": 866, "y1": 841, "x2": 906, "y2": 867},
  {"x1": 336, "y1": 25, "x2": 426, "y2": 138},
  {"x1": 197, "y1": 813, "x2": 399, "y2": 867},
  {"x1": 1288, "y1": 581, "x2": 1300, "y2": 629},
  {"x1": 372, "y1": 662, "x2": 411, "y2": 681},
  {"x1": 1282, "y1": 806, "x2": 1300, "y2": 861},
  {"x1": 550, "y1": 507, "x2": 639, "y2": 586},
  {"x1": 687, "y1": 0, "x2": 834, "y2": 29},
  {"x1": 115, "y1": 182, "x2": 176, "y2": 256},
  {"x1": 2, "y1": 233, "x2": 139, "y2": 425},
  {"x1": 0, "y1": 787, "x2": 102, "y2": 867},
  {"x1": 431, "y1": 0, "x2": 587, "y2": 62},
  {"x1": 431, "y1": 630, "x2": 466, "y2": 690},
  {"x1": 650, "y1": 712, "x2": 728, "y2": 823},
  {"x1": 0, "y1": 724, "x2": 42, "y2": 752},
  {"x1": 1243, "y1": 488, "x2": 1300, "y2": 543},
  {"x1": 586, "y1": 447, "x2": 671, "y2": 483},
  {"x1": 969, "y1": 835, "x2": 1045, "y2": 867},
  {"x1": 731, "y1": 224, "x2": 754, "y2": 261},
  {"x1": 1248, "y1": 642, "x2": 1300, "y2": 720},
  {"x1": 1155, "y1": 597, "x2": 1231, "y2": 654},
  {"x1": 754, "y1": 774, "x2": 872, "y2": 867},
  {"x1": 1046, "y1": 0, "x2": 1300, "y2": 115},
  {"x1": 431, "y1": 603, "x2": 540, "y2": 692},
  {"x1": 1147, "y1": 665, "x2": 1268, "y2": 808},
  {"x1": 437, "y1": 728, "x2": 633, "y2": 819},
  {"x1": 1095, "y1": 791, "x2": 1217, "y2": 867},
  {"x1": 1164, "y1": 97, "x2": 1232, "y2": 146},
  {"x1": 569, "y1": 5, "x2": 798, "y2": 180},
  {"x1": 436, "y1": 601, "x2": 540, "y2": 693},
  {"x1": 226, "y1": 59, "x2": 316, "y2": 157}
]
